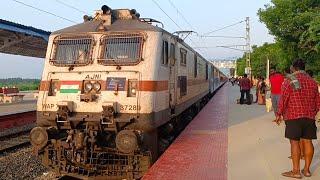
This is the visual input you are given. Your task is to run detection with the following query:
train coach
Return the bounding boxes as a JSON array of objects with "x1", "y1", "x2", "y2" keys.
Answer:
[{"x1": 29, "y1": 5, "x2": 227, "y2": 179}]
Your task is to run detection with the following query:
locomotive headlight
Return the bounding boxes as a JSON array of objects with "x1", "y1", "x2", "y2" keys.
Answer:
[
  {"x1": 93, "y1": 82, "x2": 101, "y2": 91},
  {"x1": 84, "y1": 82, "x2": 93, "y2": 92},
  {"x1": 128, "y1": 80, "x2": 137, "y2": 97},
  {"x1": 131, "y1": 88, "x2": 136, "y2": 94}
]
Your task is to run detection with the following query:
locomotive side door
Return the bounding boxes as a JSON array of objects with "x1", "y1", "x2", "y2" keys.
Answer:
[{"x1": 169, "y1": 42, "x2": 177, "y2": 115}]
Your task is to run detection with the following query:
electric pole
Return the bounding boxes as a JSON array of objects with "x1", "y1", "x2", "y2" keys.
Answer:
[{"x1": 245, "y1": 17, "x2": 251, "y2": 77}]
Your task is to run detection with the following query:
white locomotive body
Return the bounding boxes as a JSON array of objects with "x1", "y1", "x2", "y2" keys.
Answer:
[{"x1": 30, "y1": 6, "x2": 226, "y2": 179}]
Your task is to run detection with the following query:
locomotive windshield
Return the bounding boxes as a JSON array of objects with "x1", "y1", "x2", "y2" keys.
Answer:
[
  {"x1": 98, "y1": 33, "x2": 144, "y2": 65},
  {"x1": 50, "y1": 36, "x2": 93, "y2": 66}
]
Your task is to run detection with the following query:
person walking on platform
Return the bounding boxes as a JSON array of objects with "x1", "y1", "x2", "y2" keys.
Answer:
[
  {"x1": 275, "y1": 59, "x2": 320, "y2": 178},
  {"x1": 269, "y1": 67, "x2": 284, "y2": 115},
  {"x1": 239, "y1": 74, "x2": 252, "y2": 105}
]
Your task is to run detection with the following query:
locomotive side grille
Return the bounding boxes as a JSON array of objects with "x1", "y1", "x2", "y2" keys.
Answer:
[
  {"x1": 50, "y1": 36, "x2": 94, "y2": 66},
  {"x1": 98, "y1": 33, "x2": 144, "y2": 65}
]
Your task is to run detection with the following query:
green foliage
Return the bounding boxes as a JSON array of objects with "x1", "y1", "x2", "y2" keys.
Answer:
[
  {"x1": 236, "y1": 57, "x2": 246, "y2": 76},
  {"x1": 236, "y1": 42, "x2": 291, "y2": 77},
  {"x1": 236, "y1": 0, "x2": 320, "y2": 82},
  {"x1": 0, "y1": 78, "x2": 40, "y2": 91}
]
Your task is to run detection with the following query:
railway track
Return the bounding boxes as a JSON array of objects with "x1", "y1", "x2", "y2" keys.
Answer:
[
  {"x1": 0, "y1": 111, "x2": 36, "y2": 155},
  {"x1": 0, "y1": 110, "x2": 36, "y2": 130},
  {"x1": 0, "y1": 133, "x2": 30, "y2": 155}
]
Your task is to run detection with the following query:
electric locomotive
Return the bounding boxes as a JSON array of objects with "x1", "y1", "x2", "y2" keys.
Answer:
[{"x1": 30, "y1": 5, "x2": 226, "y2": 179}]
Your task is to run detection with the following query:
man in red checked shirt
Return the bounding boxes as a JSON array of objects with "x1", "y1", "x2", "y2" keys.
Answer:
[{"x1": 275, "y1": 59, "x2": 320, "y2": 179}]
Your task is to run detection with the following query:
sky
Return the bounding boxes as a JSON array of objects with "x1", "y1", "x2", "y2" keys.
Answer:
[{"x1": 0, "y1": 0, "x2": 274, "y2": 78}]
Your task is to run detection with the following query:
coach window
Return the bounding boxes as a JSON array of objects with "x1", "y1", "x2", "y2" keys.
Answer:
[
  {"x1": 179, "y1": 76, "x2": 187, "y2": 97},
  {"x1": 170, "y1": 43, "x2": 175, "y2": 59},
  {"x1": 206, "y1": 63, "x2": 208, "y2": 80},
  {"x1": 194, "y1": 54, "x2": 198, "y2": 78},
  {"x1": 180, "y1": 48, "x2": 187, "y2": 66},
  {"x1": 162, "y1": 41, "x2": 169, "y2": 65}
]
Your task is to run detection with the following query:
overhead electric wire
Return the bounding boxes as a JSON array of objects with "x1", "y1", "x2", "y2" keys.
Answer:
[
  {"x1": 54, "y1": 0, "x2": 88, "y2": 14},
  {"x1": 11, "y1": 0, "x2": 77, "y2": 23},
  {"x1": 194, "y1": 46, "x2": 245, "y2": 52},
  {"x1": 217, "y1": 46, "x2": 245, "y2": 52},
  {"x1": 151, "y1": 0, "x2": 206, "y2": 56},
  {"x1": 167, "y1": 0, "x2": 209, "y2": 56},
  {"x1": 203, "y1": 20, "x2": 244, "y2": 35},
  {"x1": 151, "y1": 0, "x2": 184, "y2": 30},
  {"x1": 167, "y1": 0, "x2": 195, "y2": 30},
  {"x1": 199, "y1": 35, "x2": 245, "y2": 39},
  {"x1": 195, "y1": 45, "x2": 246, "y2": 48}
]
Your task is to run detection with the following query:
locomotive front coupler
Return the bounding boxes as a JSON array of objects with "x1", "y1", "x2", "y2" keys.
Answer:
[
  {"x1": 101, "y1": 102, "x2": 117, "y2": 125},
  {"x1": 64, "y1": 127, "x2": 97, "y2": 151},
  {"x1": 56, "y1": 101, "x2": 73, "y2": 123}
]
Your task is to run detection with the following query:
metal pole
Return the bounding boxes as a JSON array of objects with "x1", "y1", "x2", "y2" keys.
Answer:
[
  {"x1": 266, "y1": 56, "x2": 270, "y2": 79},
  {"x1": 245, "y1": 17, "x2": 251, "y2": 80},
  {"x1": 245, "y1": 17, "x2": 250, "y2": 68},
  {"x1": 266, "y1": 56, "x2": 270, "y2": 86}
]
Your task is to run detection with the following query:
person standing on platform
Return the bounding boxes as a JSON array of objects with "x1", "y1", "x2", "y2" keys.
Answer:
[
  {"x1": 254, "y1": 76, "x2": 261, "y2": 103},
  {"x1": 258, "y1": 77, "x2": 267, "y2": 105},
  {"x1": 230, "y1": 77, "x2": 236, "y2": 86},
  {"x1": 239, "y1": 74, "x2": 252, "y2": 105},
  {"x1": 275, "y1": 59, "x2": 320, "y2": 178},
  {"x1": 269, "y1": 67, "x2": 285, "y2": 116}
]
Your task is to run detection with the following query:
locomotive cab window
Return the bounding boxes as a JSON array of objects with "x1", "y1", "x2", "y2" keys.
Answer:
[
  {"x1": 99, "y1": 33, "x2": 144, "y2": 65},
  {"x1": 50, "y1": 36, "x2": 94, "y2": 66}
]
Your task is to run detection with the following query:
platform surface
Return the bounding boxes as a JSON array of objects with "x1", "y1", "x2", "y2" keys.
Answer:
[
  {"x1": 143, "y1": 85, "x2": 228, "y2": 180},
  {"x1": 0, "y1": 92, "x2": 37, "y2": 116},
  {"x1": 228, "y1": 84, "x2": 320, "y2": 180},
  {"x1": 143, "y1": 84, "x2": 320, "y2": 180}
]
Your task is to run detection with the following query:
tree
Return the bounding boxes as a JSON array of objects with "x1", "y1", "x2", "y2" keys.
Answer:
[
  {"x1": 236, "y1": 42, "x2": 289, "y2": 77},
  {"x1": 236, "y1": 57, "x2": 246, "y2": 76},
  {"x1": 257, "y1": 0, "x2": 320, "y2": 81}
]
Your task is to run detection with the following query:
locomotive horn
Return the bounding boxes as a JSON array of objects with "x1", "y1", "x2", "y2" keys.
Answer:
[
  {"x1": 130, "y1": 9, "x2": 137, "y2": 15},
  {"x1": 83, "y1": 15, "x2": 92, "y2": 22},
  {"x1": 101, "y1": 5, "x2": 111, "y2": 14}
]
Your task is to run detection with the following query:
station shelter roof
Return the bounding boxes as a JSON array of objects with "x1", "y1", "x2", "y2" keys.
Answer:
[{"x1": 0, "y1": 19, "x2": 50, "y2": 58}]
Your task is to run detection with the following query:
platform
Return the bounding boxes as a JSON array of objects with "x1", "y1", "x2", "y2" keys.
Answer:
[
  {"x1": 143, "y1": 84, "x2": 228, "y2": 180},
  {"x1": 0, "y1": 92, "x2": 36, "y2": 116},
  {"x1": 143, "y1": 83, "x2": 320, "y2": 180}
]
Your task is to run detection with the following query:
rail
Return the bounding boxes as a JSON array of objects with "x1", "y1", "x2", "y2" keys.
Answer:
[
  {"x1": 0, "y1": 133, "x2": 30, "y2": 155},
  {"x1": 0, "y1": 111, "x2": 36, "y2": 155},
  {"x1": 0, "y1": 110, "x2": 36, "y2": 130}
]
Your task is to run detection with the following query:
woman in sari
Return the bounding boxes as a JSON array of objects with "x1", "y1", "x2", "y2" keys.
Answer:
[
  {"x1": 254, "y1": 76, "x2": 261, "y2": 103},
  {"x1": 258, "y1": 77, "x2": 267, "y2": 105}
]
